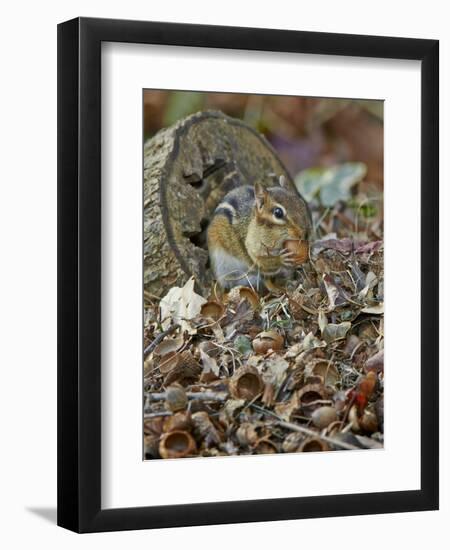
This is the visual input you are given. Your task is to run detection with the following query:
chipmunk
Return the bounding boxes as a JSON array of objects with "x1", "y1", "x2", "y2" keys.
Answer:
[{"x1": 207, "y1": 175, "x2": 312, "y2": 291}]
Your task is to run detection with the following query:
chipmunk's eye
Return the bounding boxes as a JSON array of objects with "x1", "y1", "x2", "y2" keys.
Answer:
[{"x1": 273, "y1": 207, "x2": 285, "y2": 219}]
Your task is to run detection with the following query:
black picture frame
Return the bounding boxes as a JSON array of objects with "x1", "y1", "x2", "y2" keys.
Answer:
[{"x1": 57, "y1": 17, "x2": 439, "y2": 533}]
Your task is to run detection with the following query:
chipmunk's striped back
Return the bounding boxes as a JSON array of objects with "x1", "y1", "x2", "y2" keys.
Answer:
[{"x1": 207, "y1": 178, "x2": 312, "y2": 291}]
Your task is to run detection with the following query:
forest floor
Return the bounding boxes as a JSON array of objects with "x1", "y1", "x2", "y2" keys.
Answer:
[{"x1": 143, "y1": 195, "x2": 384, "y2": 459}]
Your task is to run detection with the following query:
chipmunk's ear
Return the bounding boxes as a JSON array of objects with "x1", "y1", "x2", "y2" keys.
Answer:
[
  {"x1": 279, "y1": 174, "x2": 293, "y2": 190},
  {"x1": 254, "y1": 182, "x2": 267, "y2": 212}
]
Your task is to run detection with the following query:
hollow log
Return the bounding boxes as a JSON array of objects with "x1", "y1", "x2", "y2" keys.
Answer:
[{"x1": 144, "y1": 110, "x2": 299, "y2": 297}]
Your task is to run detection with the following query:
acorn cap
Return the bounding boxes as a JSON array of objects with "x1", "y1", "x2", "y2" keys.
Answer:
[
  {"x1": 298, "y1": 437, "x2": 329, "y2": 452},
  {"x1": 229, "y1": 365, "x2": 265, "y2": 401},
  {"x1": 159, "y1": 430, "x2": 197, "y2": 459},
  {"x1": 200, "y1": 301, "x2": 225, "y2": 321},
  {"x1": 297, "y1": 383, "x2": 328, "y2": 416}
]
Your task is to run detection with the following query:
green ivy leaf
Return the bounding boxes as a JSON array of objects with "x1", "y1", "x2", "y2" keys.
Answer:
[
  {"x1": 295, "y1": 162, "x2": 367, "y2": 207},
  {"x1": 233, "y1": 335, "x2": 253, "y2": 356}
]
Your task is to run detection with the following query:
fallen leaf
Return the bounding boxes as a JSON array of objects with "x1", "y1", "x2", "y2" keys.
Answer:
[
  {"x1": 294, "y1": 162, "x2": 367, "y2": 207},
  {"x1": 160, "y1": 277, "x2": 207, "y2": 334},
  {"x1": 318, "y1": 310, "x2": 328, "y2": 334},
  {"x1": 361, "y1": 303, "x2": 384, "y2": 314},
  {"x1": 199, "y1": 349, "x2": 220, "y2": 381},
  {"x1": 355, "y1": 241, "x2": 383, "y2": 254},
  {"x1": 323, "y1": 274, "x2": 348, "y2": 310},
  {"x1": 322, "y1": 321, "x2": 351, "y2": 344},
  {"x1": 233, "y1": 335, "x2": 253, "y2": 356},
  {"x1": 302, "y1": 331, "x2": 326, "y2": 351},
  {"x1": 264, "y1": 356, "x2": 289, "y2": 387},
  {"x1": 153, "y1": 335, "x2": 184, "y2": 356}
]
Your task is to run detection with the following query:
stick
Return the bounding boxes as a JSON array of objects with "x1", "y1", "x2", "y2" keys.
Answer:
[
  {"x1": 145, "y1": 390, "x2": 229, "y2": 403},
  {"x1": 143, "y1": 324, "x2": 180, "y2": 358},
  {"x1": 144, "y1": 411, "x2": 171, "y2": 419}
]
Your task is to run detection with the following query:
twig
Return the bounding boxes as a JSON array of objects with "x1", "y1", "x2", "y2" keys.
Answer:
[
  {"x1": 143, "y1": 324, "x2": 180, "y2": 358},
  {"x1": 251, "y1": 404, "x2": 359, "y2": 451},
  {"x1": 145, "y1": 390, "x2": 229, "y2": 403},
  {"x1": 144, "y1": 411, "x2": 171, "y2": 419}
]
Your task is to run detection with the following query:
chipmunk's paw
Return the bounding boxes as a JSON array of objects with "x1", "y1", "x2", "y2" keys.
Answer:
[{"x1": 280, "y1": 248, "x2": 297, "y2": 267}]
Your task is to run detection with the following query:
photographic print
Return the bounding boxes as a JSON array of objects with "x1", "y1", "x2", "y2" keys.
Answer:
[{"x1": 143, "y1": 90, "x2": 384, "y2": 460}]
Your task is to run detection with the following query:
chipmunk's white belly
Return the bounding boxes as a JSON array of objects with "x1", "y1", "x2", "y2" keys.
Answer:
[{"x1": 210, "y1": 249, "x2": 262, "y2": 290}]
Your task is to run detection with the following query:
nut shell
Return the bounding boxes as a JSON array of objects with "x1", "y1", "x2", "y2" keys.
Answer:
[
  {"x1": 359, "y1": 409, "x2": 379, "y2": 434},
  {"x1": 311, "y1": 406, "x2": 338, "y2": 429},
  {"x1": 200, "y1": 301, "x2": 225, "y2": 320},
  {"x1": 252, "y1": 330, "x2": 284, "y2": 354},
  {"x1": 298, "y1": 437, "x2": 330, "y2": 452},
  {"x1": 297, "y1": 383, "x2": 328, "y2": 416},
  {"x1": 229, "y1": 365, "x2": 265, "y2": 401},
  {"x1": 164, "y1": 385, "x2": 188, "y2": 412},
  {"x1": 159, "y1": 430, "x2": 197, "y2": 459},
  {"x1": 283, "y1": 239, "x2": 310, "y2": 265}
]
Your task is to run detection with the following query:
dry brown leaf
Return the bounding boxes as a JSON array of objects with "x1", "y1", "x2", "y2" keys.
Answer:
[{"x1": 160, "y1": 277, "x2": 207, "y2": 334}]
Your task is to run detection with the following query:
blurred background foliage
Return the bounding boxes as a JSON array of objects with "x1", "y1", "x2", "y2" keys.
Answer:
[{"x1": 144, "y1": 90, "x2": 383, "y2": 240}]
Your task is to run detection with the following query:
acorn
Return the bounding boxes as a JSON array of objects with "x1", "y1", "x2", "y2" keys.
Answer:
[
  {"x1": 359, "y1": 409, "x2": 379, "y2": 434},
  {"x1": 229, "y1": 365, "x2": 265, "y2": 401},
  {"x1": 252, "y1": 330, "x2": 284, "y2": 354},
  {"x1": 298, "y1": 437, "x2": 329, "y2": 452},
  {"x1": 283, "y1": 239, "x2": 310, "y2": 265},
  {"x1": 348, "y1": 404, "x2": 360, "y2": 432},
  {"x1": 164, "y1": 385, "x2": 188, "y2": 412},
  {"x1": 311, "y1": 406, "x2": 338, "y2": 429},
  {"x1": 159, "y1": 430, "x2": 197, "y2": 459}
]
